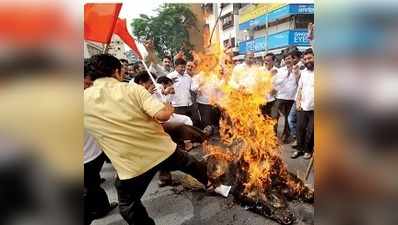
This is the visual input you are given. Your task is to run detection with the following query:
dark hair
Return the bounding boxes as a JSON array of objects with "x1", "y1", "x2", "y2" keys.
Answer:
[
  {"x1": 264, "y1": 53, "x2": 276, "y2": 61},
  {"x1": 284, "y1": 50, "x2": 301, "y2": 59},
  {"x1": 134, "y1": 71, "x2": 151, "y2": 84},
  {"x1": 174, "y1": 58, "x2": 186, "y2": 66},
  {"x1": 163, "y1": 56, "x2": 172, "y2": 61},
  {"x1": 120, "y1": 59, "x2": 128, "y2": 64},
  {"x1": 84, "y1": 58, "x2": 95, "y2": 78},
  {"x1": 89, "y1": 54, "x2": 121, "y2": 80},
  {"x1": 304, "y1": 48, "x2": 314, "y2": 56},
  {"x1": 157, "y1": 76, "x2": 173, "y2": 85}
]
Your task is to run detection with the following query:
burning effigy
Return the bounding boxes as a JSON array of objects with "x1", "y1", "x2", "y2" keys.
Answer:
[{"x1": 190, "y1": 42, "x2": 314, "y2": 225}]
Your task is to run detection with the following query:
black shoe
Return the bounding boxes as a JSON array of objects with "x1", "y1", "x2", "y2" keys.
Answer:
[
  {"x1": 291, "y1": 151, "x2": 303, "y2": 159},
  {"x1": 100, "y1": 178, "x2": 106, "y2": 184}
]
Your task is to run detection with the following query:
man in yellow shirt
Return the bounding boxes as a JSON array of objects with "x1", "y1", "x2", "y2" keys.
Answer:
[{"x1": 84, "y1": 54, "x2": 208, "y2": 225}]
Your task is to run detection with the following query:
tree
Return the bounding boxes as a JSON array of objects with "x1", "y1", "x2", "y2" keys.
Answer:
[{"x1": 131, "y1": 4, "x2": 197, "y2": 60}]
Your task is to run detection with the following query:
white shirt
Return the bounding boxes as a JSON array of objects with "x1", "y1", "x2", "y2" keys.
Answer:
[
  {"x1": 296, "y1": 68, "x2": 314, "y2": 111},
  {"x1": 167, "y1": 71, "x2": 193, "y2": 107},
  {"x1": 191, "y1": 73, "x2": 220, "y2": 105},
  {"x1": 262, "y1": 66, "x2": 278, "y2": 102},
  {"x1": 151, "y1": 93, "x2": 193, "y2": 126},
  {"x1": 229, "y1": 63, "x2": 257, "y2": 90},
  {"x1": 274, "y1": 66, "x2": 298, "y2": 100},
  {"x1": 84, "y1": 130, "x2": 103, "y2": 164}
]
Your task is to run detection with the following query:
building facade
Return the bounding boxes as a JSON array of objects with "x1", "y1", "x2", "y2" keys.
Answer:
[
  {"x1": 84, "y1": 35, "x2": 128, "y2": 60},
  {"x1": 236, "y1": 3, "x2": 314, "y2": 62}
]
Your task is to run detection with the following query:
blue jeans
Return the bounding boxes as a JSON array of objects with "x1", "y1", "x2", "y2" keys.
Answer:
[{"x1": 288, "y1": 102, "x2": 297, "y2": 137}]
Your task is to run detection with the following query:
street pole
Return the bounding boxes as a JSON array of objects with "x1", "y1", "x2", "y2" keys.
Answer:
[{"x1": 265, "y1": 8, "x2": 269, "y2": 54}]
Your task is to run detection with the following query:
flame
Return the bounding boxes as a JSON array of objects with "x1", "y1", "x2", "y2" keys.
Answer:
[{"x1": 194, "y1": 22, "x2": 304, "y2": 201}]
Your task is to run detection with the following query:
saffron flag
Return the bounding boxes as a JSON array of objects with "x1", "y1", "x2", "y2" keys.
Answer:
[
  {"x1": 114, "y1": 18, "x2": 142, "y2": 59},
  {"x1": 84, "y1": 3, "x2": 122, "y2": 43}
]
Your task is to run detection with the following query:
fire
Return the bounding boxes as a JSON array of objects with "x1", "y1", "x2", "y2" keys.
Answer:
[{"x1": 193, "y1": 34, "x2": 307, "y2": 202}]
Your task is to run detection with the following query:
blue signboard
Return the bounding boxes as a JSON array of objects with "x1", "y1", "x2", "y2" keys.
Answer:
[
  {"x1": 291, "y1": 4, "x2": 314, "y2": 14},
  {"x1": 267, "y1": 30, "x2": 290, "y2": 49},
  {"x1": 254, "y1": 37, "x2": 267, "y2": 52},
  {"x1": 239, "y1": 40, "x2": 254, "y2": 54},
  {"x1": 239, "y1": 29, "x2": 310, "y2": 54},
  {"x1": 290, "y1": 30, "x2": 309, "y2": 45},
  {"x1": 239, "y1": 37, "x2": 267, "y2": 54},
  {"x1": 239, "y1": 20, "x2": 252, "y2": 31}
]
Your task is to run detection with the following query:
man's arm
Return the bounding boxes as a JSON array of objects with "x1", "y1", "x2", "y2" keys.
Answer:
[
  {"x1": 133, "y1": 85, "x2": 174, "y2": 122},
  {"x1": 154, "y1": 103, "x2": 174, "y2": 122}
]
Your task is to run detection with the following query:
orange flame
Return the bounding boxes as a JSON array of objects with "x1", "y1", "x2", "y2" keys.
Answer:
[{"x1": 194, "y1": 22, "x2": 304, "y2": 201}]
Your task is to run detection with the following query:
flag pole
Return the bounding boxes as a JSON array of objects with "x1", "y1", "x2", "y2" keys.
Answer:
[
  {"x1": 103, "y1": 43, "x2": 110, "y2": 54},
  {"x1": 140, "y1": 59, "x2": 167, "y2": 102}
]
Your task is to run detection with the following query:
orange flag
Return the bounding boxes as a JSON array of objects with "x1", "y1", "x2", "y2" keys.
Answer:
[
  {"x1": 114, "y1": 18, "x2": 142, "y2": 59},
  {"x1": 84, "y1": 3, "x2": 122, "y2": 44}
]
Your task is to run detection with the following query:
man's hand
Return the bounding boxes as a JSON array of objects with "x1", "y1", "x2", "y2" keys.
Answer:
[
  {"x1": 162, "y1": 86, "x2": 175, "y2": 95},
  {"x1": 144, "y1": 40, "x2": 159, "y2": 64},
  {"x1": 296, "y1": 102, "x2": 302, "y2": 111},
  {"x1": 270, "y1": 69, "x2": 278, "y2": 76},
  {"x1": 154, "y1": 103, "x2": 174, "y2": 122}
]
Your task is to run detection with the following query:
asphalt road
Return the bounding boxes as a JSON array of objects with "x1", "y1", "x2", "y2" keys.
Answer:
[{"x1": 92, "y1": 140, "x2": 314, "y2": 225}]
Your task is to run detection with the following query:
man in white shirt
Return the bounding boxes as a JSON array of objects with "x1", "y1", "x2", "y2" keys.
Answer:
[
  {"x1": 274, "y1": 50, "x2": 301, "y2": 143},
  {"x1": 291, "y1": 48, "x2": 314, "y2": 159},
  {"x1": 131, "y1": 72, "x2": 193, "y2": 126},
  {"x1": 229, "y1": 51, "x2": 256, "y2": 89},
  {"x1": 260, "y1": 53, "x2": 279, "y2": 117},
  {"x1": 191, "y1": 69, "x2": 220, "y2": 134},
  {"x1": 167, "y1": 58, "x2": 200, "y2": 127}
]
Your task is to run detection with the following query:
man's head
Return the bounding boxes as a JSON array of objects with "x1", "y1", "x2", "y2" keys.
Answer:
[
  {"x1": 157, "y1": 76, "x2": 173, "y2": 89},
  {"x1": 162, "y1": 56, "x2": 172, "y2": 71},
  {"x1": 119, "y1": 59, "x2": 129, "y2": 77},
  {"x1": 186, "y1": 61, "x2": 196, "y2": 76},
  {"x1": 84, "y1": 58, "x2": 94, "y2": 89},
  {"x1": 263, "y1": 53, "x2": 276, "y2": 70},
  {"x1": 283, "y1": 50, "x2": 301, "y2": 68},
  {"x1": 157, "y1": 76, "x2": 173, "y2": 87},
  {"x1": 303, "y1": 48, "x2": 314, "y2": 71},
  {"x1": 89, "y1": 54, "x2": 123, "y2": 81},
  {"x1": 245, "y1": 51, "x2": 255, "y2": 66},
  {"x1": 134, "y1": 71, "x2": 155, "y2": 93},
  {"x1": 174, "y1": 58, "x2": 186, "y2": 75}
]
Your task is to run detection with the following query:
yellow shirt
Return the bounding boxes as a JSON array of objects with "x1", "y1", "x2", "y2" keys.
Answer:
[{"x1": 84, "y1": 77, "x2": 176, "y2": 180}]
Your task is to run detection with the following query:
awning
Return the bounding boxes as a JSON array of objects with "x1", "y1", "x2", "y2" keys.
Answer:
[
  {"x1": 233, "y1": 55, "x2": 245, "y2": 60},
  {"x1": 267, "y1": 46, "x2": 311, "y2": 55}
]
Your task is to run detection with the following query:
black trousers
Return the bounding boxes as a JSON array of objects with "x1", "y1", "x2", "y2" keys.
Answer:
[
  {"x1": 296, "y1": 110, "x2": 314, "y2": 153},
  {"x1": 198, "y1": 103, "x2": 213, "y2": 128},
  {"x1": 276, "y1": 99, "x2": 294, "y2": 139},
  {"x1": 84, "y1": 152, "x2": 111, "y2": 225},
  {"x1": 175, "y1": 105, "x2": 201, "y2": 128},
  {"x1": 115, "y1": 149, "x2": 208, "y2": 225}
]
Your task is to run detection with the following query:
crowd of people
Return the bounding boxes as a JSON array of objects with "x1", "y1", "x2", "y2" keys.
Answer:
[{"x1": 83, "y1": 42, "x2": 314, "y2": 225}]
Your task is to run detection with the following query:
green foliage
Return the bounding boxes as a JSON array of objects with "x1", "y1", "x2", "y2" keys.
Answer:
[{"x1": 131, "y1": 4, "x2": 197, "y2": 60}]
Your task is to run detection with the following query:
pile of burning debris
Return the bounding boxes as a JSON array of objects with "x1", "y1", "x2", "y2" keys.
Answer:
[
  {"x1": 179, "y1": 38, "x2": 314, "y2": 225},
  {"x1": 204, "y1": 148, "x2": 313, "y2": 225}
]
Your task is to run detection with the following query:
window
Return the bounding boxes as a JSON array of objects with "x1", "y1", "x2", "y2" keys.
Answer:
[
  {"x1": 294, "y1": 14, "x2": 314, "y2": 29},
  {"x1": 221, "y1": 13, "x2": 234, "y2": 30},
  {"x1": 223, "y1": 38, "x2": 235, "y2": 48}
]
